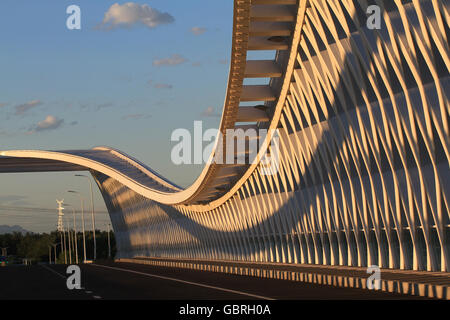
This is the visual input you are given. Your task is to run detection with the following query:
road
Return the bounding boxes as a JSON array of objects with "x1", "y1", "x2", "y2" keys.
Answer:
[{"x1": 0, "y1": 261, "x2": 425, "y2": 300}]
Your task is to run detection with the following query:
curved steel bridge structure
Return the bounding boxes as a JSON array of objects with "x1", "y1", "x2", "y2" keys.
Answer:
[{"x1": 1, "y1": 0, "x2": 449, "y2": 276}]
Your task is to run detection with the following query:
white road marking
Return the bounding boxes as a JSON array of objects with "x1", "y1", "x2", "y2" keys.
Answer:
[
  {"x1": 93, "y1": 295, "x2": 102, "y2": 299},
  {"x1": 41, "y1": 264, "x2": 66, "y2": 280},
  {"x1": 91, "y1": 263, "x2": 275, "y2": 300}
]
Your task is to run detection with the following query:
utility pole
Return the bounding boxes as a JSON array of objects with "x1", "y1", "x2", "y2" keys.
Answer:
[
  {"x1": 48, "y1": 245, "x2": 52, "y2": 264},
  {"x1": 68, "y1": 191, "x2": 87, "y2": 263},
  {"x1": 106, "y1": 223, "x2": 112, "y2": 259},
  {"x1": 72, "y1": 208, "x2": 79, "y2": 264},
  {"x1": 65, "y1": 204, "x2": 79, "y2": 264},
  {"x1": 50, "y1": 243, "x2": 60, "y2": 264},
  {"x1": 60, "y1": 232, "x2": 66, "y2": 264},
  {"x1": 66, "y1": 217, "x2": 72, "y2": 264},
  {"x1": 53, "y1": 244, "x2": 57, "y2": 264},
  {"x1": 75, "y1": 174, "x2": 96, "y2": 261}
]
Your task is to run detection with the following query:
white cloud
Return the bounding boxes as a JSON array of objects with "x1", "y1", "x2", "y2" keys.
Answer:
[
  {"x1": 97, "y1": 2, "x2": 174, "y2": 30},
  {"x1": 14, "y1": 100, "x2": 42, "y2": 116},
  {"x1": 190, "y1": 27, "x2": 206, "y2": 35},
  {"x1": 153, "y1": 54, "x2": 187, "y2": 66},
  {"x1": 31, "y1": 115, "x2": 64, "y2": 133}
]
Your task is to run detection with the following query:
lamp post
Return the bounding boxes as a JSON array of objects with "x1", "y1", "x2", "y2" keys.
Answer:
[
  {"x1": 75, "y1": 174, "x2": 97, "y2": 261},
  {"x1": 106, "y1": 223, "x2": 112, "y2": 259},
  {"x1": 50, "y1": 243, "x2": 61, "y2": 264},
  {"x1": 61, "y1": 228, "x2": 67, "y2": 264},
  {"x1": 65, "y1": 204, "x2": 79, "y2": 264},
  {"x1": 68, "y1": 190, "x2": 87, "y2": 263},
  {"x1": 73, "y1": 208, "x2": 79, "y2": 264},
  {"x1": 65, "y1": 217, "x2": 72, "y2": 264}
]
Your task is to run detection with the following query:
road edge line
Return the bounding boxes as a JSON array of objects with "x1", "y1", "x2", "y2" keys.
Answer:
[{"x1": 91, "y1": 263, "x2": 275, "y2": 300}]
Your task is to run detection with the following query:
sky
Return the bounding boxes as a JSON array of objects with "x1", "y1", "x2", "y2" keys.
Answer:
[{"x1": 0, "y1": 1, "x2": 234, "y2": 233}]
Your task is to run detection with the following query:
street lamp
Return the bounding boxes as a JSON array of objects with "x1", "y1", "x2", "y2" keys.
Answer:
[
  {"x1": 65, "y1": 204, "x2": 79, "y2": 264},
  {"x1": 106, "y1": 223, "x2": 112, "y2": 259},
  {"x1": 49, "y1": 243, "x2": 61, "y2": 264},
  {"x1": 64, "y1": 216, "x2": 72, "y2": 264},
  {"x1": 75, "y1": 174, "x2": 97, "y2": 261},
  {"x1": 67, "y1": 190, "x2": 87, "y2": 263},
  {"x1": 48, "y1": 245, "x2": 52, "y2": 264},
  {"x1": 61, "y1": 226, "x2": 67, "y2": 264}
]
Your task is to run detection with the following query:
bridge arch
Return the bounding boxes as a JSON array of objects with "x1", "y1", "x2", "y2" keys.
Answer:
[{"x1": 1, "y1": 0, "x2": 449, "y2": 273}]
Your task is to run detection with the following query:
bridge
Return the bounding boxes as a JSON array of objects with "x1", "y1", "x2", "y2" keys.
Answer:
[{"x1": 1, "y1": 0, "x2": 449, "y2": 299}]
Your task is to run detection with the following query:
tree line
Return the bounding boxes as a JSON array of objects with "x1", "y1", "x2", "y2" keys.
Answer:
[{"x1": 0, "y1": 230, "x2": 116, "y2": 264}]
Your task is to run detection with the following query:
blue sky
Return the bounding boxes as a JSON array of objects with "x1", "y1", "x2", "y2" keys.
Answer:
[{"x1": 0, "y1": 1, "x2": 233, "y2": 232}]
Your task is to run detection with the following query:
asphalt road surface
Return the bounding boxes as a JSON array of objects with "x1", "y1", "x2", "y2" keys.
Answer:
[{"x1": 0, "y1": 261, "x2": 426, "y2": 300}]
